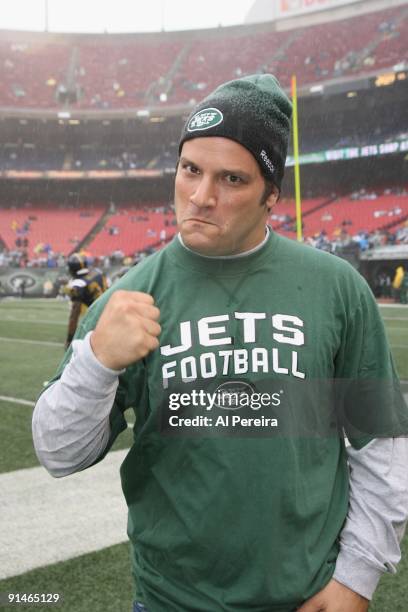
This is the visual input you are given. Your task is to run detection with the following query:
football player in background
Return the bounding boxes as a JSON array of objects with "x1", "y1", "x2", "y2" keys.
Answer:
[{"x1": 65, "y1": 253, "x2": 108, "y2": 350}]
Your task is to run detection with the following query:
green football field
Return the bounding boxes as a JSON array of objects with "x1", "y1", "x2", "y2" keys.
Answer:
[{"x1": 0, "y1": 297, "x2": 407, "y2": 611}]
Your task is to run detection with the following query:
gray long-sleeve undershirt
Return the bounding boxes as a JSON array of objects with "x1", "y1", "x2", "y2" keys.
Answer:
[{"x1": 32, "y1": 333, "x2": 408, "y2": 601}]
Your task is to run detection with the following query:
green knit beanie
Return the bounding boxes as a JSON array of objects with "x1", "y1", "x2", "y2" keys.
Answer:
[{"x1": 179, "y1": 74, "x2": 292, "y2": 191}]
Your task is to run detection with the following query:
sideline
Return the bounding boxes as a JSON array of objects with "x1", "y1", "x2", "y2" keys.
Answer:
[
  {"x1": 0, "y1": 316, "x2": 66, "y2": 326},
  {"x1": 0, "y1": 396, "x2": 35, "y2": 407},
  {"x1": 0, "y1": 337, "x2": 63, "y2": 347},
  {"x1": 0, "y1": 450, "x2": 128, "y2": 580},
  {"x1": 0, "y1": 298, "x2": 68, "y2": 305},
  {"x1": 0, "y1": 395, "x2": 135, "y2": 427}
]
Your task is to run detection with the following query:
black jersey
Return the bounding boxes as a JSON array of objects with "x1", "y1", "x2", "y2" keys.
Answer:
[{"x1": 67, "y1": 269, "x2": 107, "y2": 307}]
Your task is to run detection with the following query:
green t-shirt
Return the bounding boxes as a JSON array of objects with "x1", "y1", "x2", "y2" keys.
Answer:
[{"x1": 55, "y1": 231, "x2": 408, "y2": 611}]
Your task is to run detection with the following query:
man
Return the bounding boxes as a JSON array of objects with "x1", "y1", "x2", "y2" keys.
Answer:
[
  {"x1": 392, "y1": 264, "x2": 404, "y2": 303},
  {"x1": 65, "y1": 252, "x2": 108, "y2": 349},
  {"x1": 33, "y1": 75, "x2": 408, "y2": 611}
]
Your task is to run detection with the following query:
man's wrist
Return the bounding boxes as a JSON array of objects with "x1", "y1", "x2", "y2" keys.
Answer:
[
  {"x1": 333, "y1": 548, "x2": 383, "y2": 600},
  {"x1": 87, "y1": 332, "x2": 126, "y2": 375},
  {"x1": 58, "y1": 333, "x2": 124, "y2": 399}
]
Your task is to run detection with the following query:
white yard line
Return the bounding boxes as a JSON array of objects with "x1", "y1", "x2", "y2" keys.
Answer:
[
  {"x1": 0, "y1": 298, "x2": 68, "y2": 305},
  {"x1": 0, "y1": 450, "x2": 129, "y2": 579},
  {"x1": 0, "y1": 396, "x2": 135, "y2": 428},
  {"x1": 382, "y1": 317, "x2": 408, "y2": 321},
  {"x1": 0, "y1": 337, "x2": 63, "y2": 347},
  {"x1": 0, "y1": 396, "x2": 35, "y2": 407},
  {"x1": 0, "y1": 316, "x2": 66, "y2": 326}
]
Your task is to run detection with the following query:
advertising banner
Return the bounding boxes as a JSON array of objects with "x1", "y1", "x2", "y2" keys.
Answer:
[
  {"x1": 0, "y1": 266, "x2": 124, "y2": 297},
  {"x1": 285, "y1": 139, "x2": 408, "y2": 166},
  {"x1": 277, "y1": 0, "x2": 360, "y2": 19}
]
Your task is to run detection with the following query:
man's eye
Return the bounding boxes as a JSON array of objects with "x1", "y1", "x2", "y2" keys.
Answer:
[
  {"x1": 182, "y1": 163, "x2": 199, "y2": 174},
  {"x1": 226, "y1": 174, "x2": 243, "y2": 184}
]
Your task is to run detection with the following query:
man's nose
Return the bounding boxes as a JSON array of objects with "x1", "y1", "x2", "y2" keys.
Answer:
[{"x1": 190, "y1": 177, "x2": 217, "y2": 208}]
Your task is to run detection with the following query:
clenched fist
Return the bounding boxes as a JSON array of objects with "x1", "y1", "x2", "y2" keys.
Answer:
[{"x1": 90, "y1": 290, "x2": 161, "y2": 370}]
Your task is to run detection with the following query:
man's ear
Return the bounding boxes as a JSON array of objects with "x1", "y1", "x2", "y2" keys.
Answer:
[{"x1": 266, "y1": 187, "x2": 280, "y2": 212}]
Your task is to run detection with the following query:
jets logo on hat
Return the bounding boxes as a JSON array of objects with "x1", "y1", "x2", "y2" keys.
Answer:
[{"x1": 187, "y1": 108, "x2": 224, "y2": 132}]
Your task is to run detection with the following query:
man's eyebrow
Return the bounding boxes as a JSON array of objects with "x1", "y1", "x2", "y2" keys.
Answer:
[
  {"x1": 179, "y1": 156, "x2": 198, "y2": 167},
  {"x1": 220, "y1": 168, "x2": 252, "y2": 180},
  {"x1": 179, "y1": 156, "x2": 251, "y2": 180}
]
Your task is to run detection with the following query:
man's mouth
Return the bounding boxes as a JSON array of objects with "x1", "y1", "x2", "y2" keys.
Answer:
[{"x1": 184, "y1": 217, "x2": 215, "y2": 225}]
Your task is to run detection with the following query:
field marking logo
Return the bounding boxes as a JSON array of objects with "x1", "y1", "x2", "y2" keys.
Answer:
[
  {"x1": 187, "y1": 108, "x2": 224, "y2": 132},
  {"x1": 8, "y1": 273, "x2": 36, "y2": 290}
]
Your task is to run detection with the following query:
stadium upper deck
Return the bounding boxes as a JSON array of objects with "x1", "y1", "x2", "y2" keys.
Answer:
[{"x1": 0, "y1": 2, "x2": 406, "y2": 111}]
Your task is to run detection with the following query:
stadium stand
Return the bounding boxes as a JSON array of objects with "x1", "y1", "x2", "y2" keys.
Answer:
[
  {"x1": 276, "y1": 193, "x2": 408, "y2": 240},
  {"x1": 71, "y1": 146, "x2": 149, "y2": 171},
  {"x1": 86, "y1": 205, "x2": 177, "y2": 256},
  {"x1": 0, "y1": 2, "x2": 407, "y2": 271},
  {"x1": 169, "y1": 29, "x2": 288, "y2": 103},
  {"x1": 269, "y1": 197, "x2": 332, "y2": 232},
  {"x1": 74, "y1": 37, "x2": 184, "y2": 109},
  {"x1": 369, "y1": 11, "x2": 408, "y2": 68},
  {"x1": 0, "y1": 37, "x2": 71, "y2": 108},
  {"x1": 2, "y1": 194, "x2": 406, "y2": 267},
  {"x1": 0, "y1": 145, "x2": 65, "y2": 171},
  {"x1": 0, "y1": 203, "x2": 106, "y2": 258},
  {"x1": 392, "y1": 219, "x2": 408, "y2": 240},
  {"x1": 0, "y1": 4, "x2": 406, "y2": 109},
  {"x1": 268, "y1": 6, "x2": 407, "y2": 88}
]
